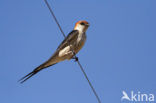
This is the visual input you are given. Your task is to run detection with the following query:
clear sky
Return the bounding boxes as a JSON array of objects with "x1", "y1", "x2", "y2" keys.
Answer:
[{"x1": 0, "y1": 0, "x2": 156, "y2": 103}]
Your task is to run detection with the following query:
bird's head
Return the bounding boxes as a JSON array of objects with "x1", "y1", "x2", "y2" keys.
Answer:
[{"x1": 74, "y1": 20, "x2": 90, "y2": 33}]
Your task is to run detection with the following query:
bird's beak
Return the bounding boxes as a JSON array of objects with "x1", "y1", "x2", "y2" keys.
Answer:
[{"x1": 85, "y1": 23, "x2": 90, "y2": 27}]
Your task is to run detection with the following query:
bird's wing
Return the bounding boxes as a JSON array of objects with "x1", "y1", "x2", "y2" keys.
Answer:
[
  {"x1": 19, "y1": 30, "x2": 79, "y2": 83},
  {"x1": 57, "y1": 30, "x2": 79, "y2": 51}
]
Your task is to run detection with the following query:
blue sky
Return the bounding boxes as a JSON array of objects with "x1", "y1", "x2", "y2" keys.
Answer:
[{"x1": 0, "y1": 0, "x2": 156, "y2": 103}]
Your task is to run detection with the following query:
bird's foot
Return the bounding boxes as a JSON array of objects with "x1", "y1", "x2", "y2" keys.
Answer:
[{"x1": 72, "y1": 56, "x2": 79, "y2": 62}]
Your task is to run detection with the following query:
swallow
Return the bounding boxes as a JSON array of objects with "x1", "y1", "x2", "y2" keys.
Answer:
[{"x1": 19, "y1": 20, "x2": 90, "y2": 83}]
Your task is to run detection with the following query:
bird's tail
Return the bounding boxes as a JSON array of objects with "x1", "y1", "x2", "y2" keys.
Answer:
[{"x1": 18, "y1": 63, "x2": 56, "y2": 84}]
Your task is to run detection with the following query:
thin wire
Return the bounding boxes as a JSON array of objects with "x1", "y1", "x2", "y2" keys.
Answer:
[
  {"x1": 44, "y1": 0, "x2": 66, "y2": 38},
  {"x1": 43, "y1": 0, "x2": 101, "y2": 103},
  {"x1": 77, "y1": 60, "x2": 101, "y2": 103}
]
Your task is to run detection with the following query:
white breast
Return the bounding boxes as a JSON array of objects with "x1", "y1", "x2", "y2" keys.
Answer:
[{"x1": 77, "y1": 32, "x2": 86, "y2": 43}]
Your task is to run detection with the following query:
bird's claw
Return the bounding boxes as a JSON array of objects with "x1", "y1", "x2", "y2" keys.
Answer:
[{"x1": 72, "y1": 56, "x2": 78, "y2": 62}]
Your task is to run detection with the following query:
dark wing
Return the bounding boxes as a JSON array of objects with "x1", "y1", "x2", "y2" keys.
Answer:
[
  {"x1": 57, "y1": 30, "x2": 79, "y2": 51},
  {"x1": 19, "y1": 30, "x2": 78, "y2": 84}
]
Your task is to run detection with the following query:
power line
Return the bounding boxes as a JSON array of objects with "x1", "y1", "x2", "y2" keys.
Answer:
[
  {"x1": 77, "y1": 60, "x2": 101, "y2": 103},
  {"x1": 44, "y1": 0, "x2": 65, "y2": 38},
  {"x1": 43, "y1": 0, "x2": 101, "y2": 103}
]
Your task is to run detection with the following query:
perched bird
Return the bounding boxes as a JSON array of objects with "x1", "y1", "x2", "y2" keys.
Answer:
[{"x1": 19, "y1": 20, "x2": 89, "y2": 83}]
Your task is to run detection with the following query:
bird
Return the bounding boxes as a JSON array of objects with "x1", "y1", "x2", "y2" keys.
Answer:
[{"x1": 19, "y1": 20, "x2": 90, "y2": 83}]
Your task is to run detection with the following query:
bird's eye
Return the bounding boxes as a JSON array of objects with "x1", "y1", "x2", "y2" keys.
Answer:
[{"x1": 80, "y1": 22, "x2": 85, "y2": 25}]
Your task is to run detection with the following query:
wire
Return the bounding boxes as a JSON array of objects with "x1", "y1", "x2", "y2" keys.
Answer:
[
  {"x1": 77, "y1": 60, "x2": 101, "y2": 103},
  {"x1": 43, "y1": 0, "x2": 101, "y2": 103},
  {"x1": 44, "y1": 0, "x2": 66, "y2": 38}
]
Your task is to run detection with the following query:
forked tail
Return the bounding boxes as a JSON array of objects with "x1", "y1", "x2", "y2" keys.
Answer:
[{"x1": 18, "y1": 63, "x2": 56, "y2": 83}]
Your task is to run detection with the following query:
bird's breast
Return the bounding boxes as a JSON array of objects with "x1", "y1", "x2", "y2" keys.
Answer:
[{"x1": 74, "y1": 33, "x2": 86, "y2": 53}]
